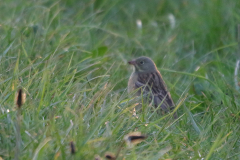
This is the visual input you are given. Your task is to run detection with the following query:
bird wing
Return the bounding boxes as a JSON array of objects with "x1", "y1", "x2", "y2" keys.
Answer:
[{"x1": 135, "y1": 71, "x2": 174, "y2": 111}]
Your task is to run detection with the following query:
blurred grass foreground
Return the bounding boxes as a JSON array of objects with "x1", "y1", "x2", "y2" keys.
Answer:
[{"x1": 1, "y1": 0, "x2": 240, "y2": 159}]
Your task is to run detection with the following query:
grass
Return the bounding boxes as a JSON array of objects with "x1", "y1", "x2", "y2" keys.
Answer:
[{"x1": 0, "y1": 0, "x2": 240, "y2": 159}]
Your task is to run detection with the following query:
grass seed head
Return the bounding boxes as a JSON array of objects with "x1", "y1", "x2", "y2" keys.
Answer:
[
  {"x1": 70, "y1": 141, "x2": 75, "y2": 154},
  {"x1": 15, "y1": 89, "x2": 26, "y2": 108},
  {"x1": 104, "y1": 152, "x2": 116, "y2": 160},
  {"x1": 124, "y1": 132, "x2": 147, "y2": 147},
  {"x1": 95, "y1": 155, "x2": 102, "y2": 160}
]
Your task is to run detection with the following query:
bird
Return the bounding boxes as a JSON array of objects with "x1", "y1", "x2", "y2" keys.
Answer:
[{"x1": 128, "y1": 56, "x2": 177, "y2": 118}]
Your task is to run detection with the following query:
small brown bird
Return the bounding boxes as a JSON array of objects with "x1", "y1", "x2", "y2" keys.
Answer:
[{"x1": 128, "y1": 56, "x2": 177, "y2": 118}]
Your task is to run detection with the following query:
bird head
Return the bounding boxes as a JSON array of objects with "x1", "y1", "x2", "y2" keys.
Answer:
[{"x1": 128, "y1": 56, "x2": 157, "y2": 73}]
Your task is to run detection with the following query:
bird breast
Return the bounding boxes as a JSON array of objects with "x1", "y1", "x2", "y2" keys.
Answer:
[{"x1": 128, "y1": 72, "x2": 139, "y2": 94}]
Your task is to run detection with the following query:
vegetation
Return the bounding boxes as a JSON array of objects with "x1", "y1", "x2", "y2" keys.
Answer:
[{"x1": 0, "y1": 0, "x2": 240, "y2": 159}]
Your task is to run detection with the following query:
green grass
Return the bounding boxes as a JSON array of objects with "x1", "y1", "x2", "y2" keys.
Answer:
[{"x1": 1, "y1": 0, "x2": 240, "y2": 159}]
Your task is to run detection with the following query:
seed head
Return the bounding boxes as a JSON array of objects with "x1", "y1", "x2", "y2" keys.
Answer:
[
  {"x1": 15, "y1": 89, "x2": 26, "y2": 108},
  {"x1": 105, "y1": 152, "x2": 116, "y2": 160},
  {"x1": 70, "y1": 141, "x2": 75, "y2": 154},
  {"x1": 94, "y1": 155, "x2": 102, "y2": 160},
  {"x1": 124, "y1": 132, "x2": 147, "y2": 147}
]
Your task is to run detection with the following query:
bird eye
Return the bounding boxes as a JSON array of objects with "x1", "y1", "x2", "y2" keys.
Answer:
[{"x1": 140, "y1": 61, "x2": 144, "y2": 65}]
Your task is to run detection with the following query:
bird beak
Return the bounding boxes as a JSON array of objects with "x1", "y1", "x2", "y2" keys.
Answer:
[{"x1": 128, "y1": 60, "x2": 136, "y2": 65}]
